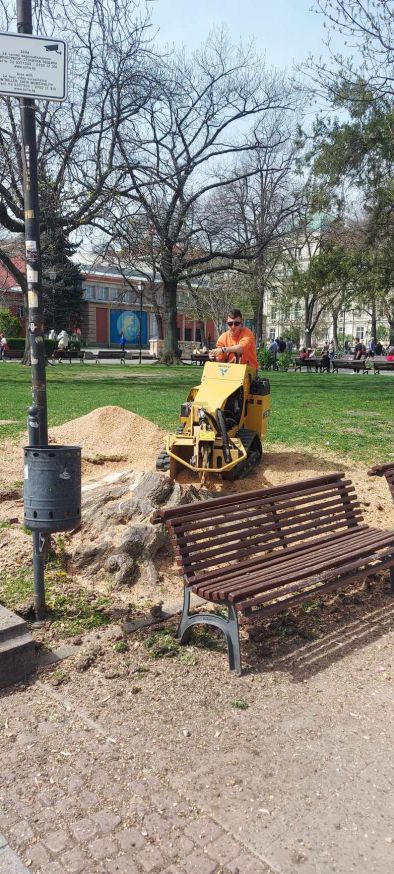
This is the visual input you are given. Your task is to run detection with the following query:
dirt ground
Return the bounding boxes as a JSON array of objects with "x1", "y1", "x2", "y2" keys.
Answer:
[
  {"x1": 1, "y1": 405, "x2": 394, "y2": 596},
  {"x1": 1, "y1": 407, "x2": 394, "y2": 873}
]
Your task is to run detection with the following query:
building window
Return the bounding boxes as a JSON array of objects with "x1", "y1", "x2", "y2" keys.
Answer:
[
  {"x1": 269, "y1": 329, "x2": 275, "y2": 340},
  {"x1": 97, "y1": 286, "x2": 109, "y2": 301},
  {"x1": 195, "y1": 328, "x2": 202, "y2": 343},
  {"x1": 82, "y1": 285, "x2": 94, "y2": 300},
  {"x1": 270, "y1": 307, "x2": 276, "y2": 320},
  {"x1": 356, "y1": 326, "x2": 364, "y2": 340},
  {"x1": 109, "y1": 288, "x2": 120, "y2": 302},
  {"x1": 283, "y1": 306, "x2": 290, "y2": 320},
  {"x1": 184, "y1": 327, "x2": 192, "y2": 341}
]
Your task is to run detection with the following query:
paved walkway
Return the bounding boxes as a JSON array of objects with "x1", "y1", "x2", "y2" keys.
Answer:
[{"x1": 0, "y1": 600, "x2": 393, "y2": 874}]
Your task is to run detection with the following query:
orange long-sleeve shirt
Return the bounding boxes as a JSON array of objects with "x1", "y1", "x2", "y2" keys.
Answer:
[{"x1": 216, "y1": 327, "x2": 258, "y2": 369}]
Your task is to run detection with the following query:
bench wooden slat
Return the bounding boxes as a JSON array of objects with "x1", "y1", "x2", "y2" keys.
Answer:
[
  {"x1": 195, "y1": 528, "x2": 379, "y2": 600},
  {"x1": 178, "y1": 504, "x2": 363, "y2": 571},
  {"x1": 166, "y1": 480, "x2": 357, "y2": 533},
  {"x1": 217, "y1": 524, "x2": 392, "y2": 590},
  {"x1": 175, "y1": 491, "x2": 360, "y2": 548},
  {"x1": 239, "y1": 554, "x2": 394, "y2": 621},
  {"x1": 189, "y1": 524, "x2": 370, "y2": 585},
  {"x1": 179, "y1": 515, "x2": 365, "y2": 578},
  {"x1": 176, "y1": 493, "x2": 360, "y2": 548},
  {"x1": 151, "y1": 473, "x2": 346, "y2": 524},
  {"x1": 234, "y1": 543, "x2": 394, "y2": 612},
  {"x1": 190, "y1": 524, "x2": 370, "y2": 590},
  {"x1": 199, "y1": 529, "x2": 394, "y2": 604}
]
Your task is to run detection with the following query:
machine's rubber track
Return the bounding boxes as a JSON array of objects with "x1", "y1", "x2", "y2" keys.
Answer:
[
  {"x1": 224, "y1": 428, "x2": 262, "y2": 481},
  {"x1": 156, "y1": 449, "x2": 170, "y2": 471}
]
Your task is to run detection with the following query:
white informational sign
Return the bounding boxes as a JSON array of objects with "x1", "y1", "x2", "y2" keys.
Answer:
[{"x1": 0, "y1": 32, "x2": 67, "y2": 101}]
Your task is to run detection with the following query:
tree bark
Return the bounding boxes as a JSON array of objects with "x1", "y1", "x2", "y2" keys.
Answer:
[
  {"x1": 197, "y1": 319, "x2": 207, "y2": 346},
  {"x1": 155, "y1": 310, "x2": 164, "y2": 340},
  {"x1": 254, "y1": 280, "x2": 265, "y2": 346},
  {"x1": 162, "y1": 277, "x2": 179, "y2": 362},
  {"x1": 370, "y1": 297, "x2": 377, "y2": 340},
  {"x1": 332, "y1": 309, "x2": 339, "y2": 346},
  {"x1": 304, "y1": 298, "x2": 313, "y2": 348},
  {"x1": 389, "y1": 320, "x2": 394, "y2": 346}
]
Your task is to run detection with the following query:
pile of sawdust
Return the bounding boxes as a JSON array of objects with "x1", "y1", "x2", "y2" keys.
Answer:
[{"x1": 49, "y1": 406, "x2": 165, "y2": 470}]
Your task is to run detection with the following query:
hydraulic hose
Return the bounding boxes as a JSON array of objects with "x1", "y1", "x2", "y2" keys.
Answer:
[
  {"x1": 216, "y1": 408, "x2": 231, "y2": 464},
  {"x1": 199, "y1": 409, "x2": 220, "y2": 434}
]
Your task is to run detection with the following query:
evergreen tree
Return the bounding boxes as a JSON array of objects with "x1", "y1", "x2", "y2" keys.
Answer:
[{"x1": 41, "y1": 231, "x2": 83, "y2": 334}]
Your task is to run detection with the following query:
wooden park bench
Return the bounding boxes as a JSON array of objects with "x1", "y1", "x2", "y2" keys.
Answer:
[
  {"x1": 51, "y1": 348, "x2": 84, "y2": 364},
  {"x1": 332, "y1": 357, "x2": 368, "y2": 374},
  {"x1": 368, "y1": 463, "x2": 394, "y2": 503},
  {"x1": 151, "y1": 472, "x2": 394, "y2": 674},
  {"x1": 95, "y1": 349, "x2": 126, "y2": 364},
  {"x1": 190, "y1": 352, "x2": 210, "y2": 365},
  {"x1": 373, "y1": 357, "x2": 394, "y2": 374},
  {"x1": 294, "y1": 356, "x2": 330, "y2": 372},
  {"x1": 1, "y1": 349, "x2": 23, "y2": 361}
]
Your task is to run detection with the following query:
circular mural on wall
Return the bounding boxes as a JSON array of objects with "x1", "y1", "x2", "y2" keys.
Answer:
[{"x1": 117, "y1": 311, "x2": 140, "y2": 342}]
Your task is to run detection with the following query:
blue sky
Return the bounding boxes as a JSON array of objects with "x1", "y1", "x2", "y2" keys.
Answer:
[{"x1": 149, "y1": 0, "x2": 329, "y2": 69}]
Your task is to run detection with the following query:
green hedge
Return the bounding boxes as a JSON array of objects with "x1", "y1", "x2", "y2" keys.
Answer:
[{"x1": 6, "y1": 337, "x2": 56, "y2": 354}]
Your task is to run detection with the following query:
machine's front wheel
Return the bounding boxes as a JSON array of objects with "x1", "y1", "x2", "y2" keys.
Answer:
[{"x1": 156, "y1": 449, "x2": 170, "y2": 472}]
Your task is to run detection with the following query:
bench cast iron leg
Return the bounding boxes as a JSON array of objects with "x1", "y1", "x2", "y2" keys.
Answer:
[{"x1": 177, "y1": 586, "x2": 242, "y2": 674}]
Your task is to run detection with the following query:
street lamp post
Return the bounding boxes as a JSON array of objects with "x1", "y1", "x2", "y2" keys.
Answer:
[{"x1": 139, "y1": 282, "x2": 143, "y2": 365}]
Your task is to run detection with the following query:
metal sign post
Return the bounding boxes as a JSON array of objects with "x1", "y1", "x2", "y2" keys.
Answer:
[
  {"x1": 16, "y1": 0, "x2": 48, "y2": 619},
  {"x1": 0, "y1": 1, "x2": 68, "y2": 620}
]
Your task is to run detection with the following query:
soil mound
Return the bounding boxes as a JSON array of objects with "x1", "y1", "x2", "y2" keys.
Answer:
[{"x1": 49, "y1": 406, "x2": 165, "y2": 470}]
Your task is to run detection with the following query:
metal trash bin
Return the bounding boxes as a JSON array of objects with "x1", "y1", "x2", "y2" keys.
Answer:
[{"x1": 23, "y1": 445, "x2": 81, "y2": 532}]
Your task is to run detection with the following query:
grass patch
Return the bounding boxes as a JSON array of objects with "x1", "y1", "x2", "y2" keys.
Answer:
[
  {"x1": 144, "y1": 625, "x2": 225, "y2": 660},
  {"x1": 179, "y1": 650, "x2": 198, "y2": 666},
  {"x1": 0, "y1": 566, "x2": 111, "y2": 638},
  {"x1": 144, "y1": 629, "x2": 179, "y2": 659},
  {"x1": 113, "y1": 640, "x2": 128, "y2": 653},
  {"x1": 231, "y1": 698, "x2": 249, "y2": 710},
  {"x1": 0, "y1": 365, "x2": 393, "y2": 463}
]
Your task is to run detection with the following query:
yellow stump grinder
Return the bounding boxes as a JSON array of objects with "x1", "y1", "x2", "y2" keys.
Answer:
[{"x1": 156, "y1": 355, "x2": 270, "y2": 483}]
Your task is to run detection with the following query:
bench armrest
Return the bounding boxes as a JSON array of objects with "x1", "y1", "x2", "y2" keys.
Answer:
[
  {"x1": 368, "y1": 463, "x2": 394, "y2": 504},
  {"x1": 367, "y1": 463, "x2": 394, "y2": 477}
]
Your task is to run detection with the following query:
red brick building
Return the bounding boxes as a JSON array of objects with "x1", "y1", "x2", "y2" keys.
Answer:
[{"x1": 0, "y1": 254, "x2": 216, "y2": 350}]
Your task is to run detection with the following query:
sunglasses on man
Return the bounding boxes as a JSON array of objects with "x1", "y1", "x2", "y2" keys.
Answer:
[{"x1": 227, "y1": 320, "x2": 241, "y2": 327}]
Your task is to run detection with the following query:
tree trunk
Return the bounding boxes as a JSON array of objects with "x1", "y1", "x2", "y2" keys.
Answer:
[
  {"x1": 332, "y1": 310, "x2": 339, "y2": 347},
  {"x1": 389, "y1": 320, "x2": 394, "y2": 346},
  {"x1": 198, "y1": 319, "x2": 207, "y2": 346},
  {"x1": 156, "y1": 312, "x2": 164, "y2": 340},
  {"x1": 370, "y1": 297, "x2": 377, "y2": 340},
  {"x1": 150, "y1": 282, "x2": 164, "y2": 339},
  {"x1": 304, "y1": 298, "x2": 312, "y2": 348},
  {"x1": 254, "y1": 284, "x2": 265, "y2": 346},
  {"x1": 162, "y1": 277, "x2": 179, "y2": 362}
]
